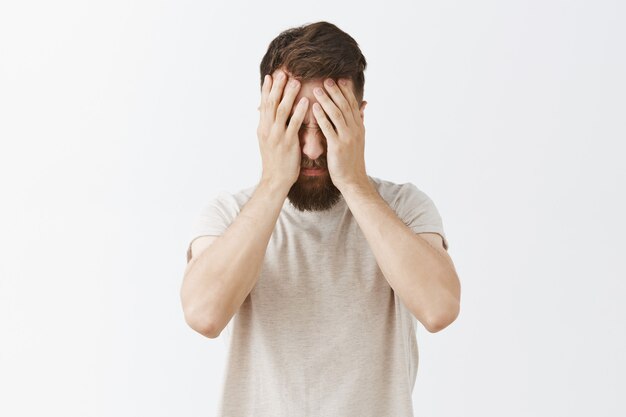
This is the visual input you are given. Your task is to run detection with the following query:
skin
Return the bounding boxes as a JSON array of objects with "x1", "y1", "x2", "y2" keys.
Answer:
[
  {"x1": 181, "y1": 67, "x2": 461, "y2": 337},
  {"x1": 257, "y1": 67, "x2": 368, "y2": 211},
  {"x1": 259, "y1": 68, "x2": 368, "y2": 180}
]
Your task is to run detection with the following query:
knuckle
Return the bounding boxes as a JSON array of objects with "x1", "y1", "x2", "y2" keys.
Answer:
[
  {"x1": 275, "y1": 105, "x2": 289, "y2": 119},
  {"x1": 269, "y1": 123, "x2": 283, "y2": 136}
]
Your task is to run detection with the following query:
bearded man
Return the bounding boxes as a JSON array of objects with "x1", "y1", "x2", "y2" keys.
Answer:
[{"x1": 181, "y1": 20, "x2": 461, "y2": 417}]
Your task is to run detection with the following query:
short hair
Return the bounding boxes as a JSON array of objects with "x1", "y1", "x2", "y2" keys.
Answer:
[{"x1": 259, "y1": 21, "x2": 367, "y2": 103}]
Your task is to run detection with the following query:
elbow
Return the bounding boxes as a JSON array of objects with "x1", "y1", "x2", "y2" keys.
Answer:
[
  {"x1": 181, "y1": 291, "x2": 222, "y2": 339},
  {"x1": 199, "y1": 322, "x2": 222, "y2": 339},
  {"x1": 180, "y1": 280, "x2": 222, "y2": 339},
  {"x1": 425, "y1": 272, "x2": 461, "y2": 333},
  {"x1": 183, "y1": 309, "x2": 222, "y2": 339},
  {"x1": 424, "y1": 300, "x2": 460, "y2": 333}
]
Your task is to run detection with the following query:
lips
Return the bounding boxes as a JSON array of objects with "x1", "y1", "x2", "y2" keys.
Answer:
[{"x1": 301, "y1": 167, "x2": 326, "y2": 176}]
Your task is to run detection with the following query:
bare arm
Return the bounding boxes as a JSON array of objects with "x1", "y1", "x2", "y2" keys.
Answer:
[
  {"x1": 339, "y1": 180, "x2": 460, "y2": 333},
  {"x1": 180, "y1": 68, "x2": 308, "y2": 338},
  {"x1": 309, "y1": 77, "x2": 460, "y2": 332},
  {"x1": 180, "y1": 180, "x2": 288, "y2": 338}
]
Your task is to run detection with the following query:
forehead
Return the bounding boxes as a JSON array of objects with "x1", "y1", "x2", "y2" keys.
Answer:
[
  {"x1": 272, "y1": 68, "x2": 323, "y2": 88},
  {"x1": 273, "y1": 69, "x2": 355, "y2": 120},
  {"x1": 288, "y1": 82, "x2": 320, "y2": 120},
  {"x1": 272, "y1": 67, "x2": 354, "y2": 91},
  {"x1": 298, "y1": 79, "x2": 325, "y2": 97}
]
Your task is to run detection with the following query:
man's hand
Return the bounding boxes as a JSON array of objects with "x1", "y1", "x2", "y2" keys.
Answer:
[
  {"x1": 311, "y1": 78, "x2": 368, "y2": 190},
  {"x1": 257, "y1": 69, "x2": 309, "y2": 192}
]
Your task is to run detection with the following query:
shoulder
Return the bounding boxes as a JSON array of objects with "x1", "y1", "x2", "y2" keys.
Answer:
[
  {"x1": 229, "y1": 184, "x2": 257, "y2": 209},
  {"x1": 369, "y1": 175, "x2": 448, "y2": 249},
  {"x1": 203, "y1": 183, "x2": 257, "y2": 212},
  {"x1": 368, "y1": 175, "x2": 432, "y2": 209}
]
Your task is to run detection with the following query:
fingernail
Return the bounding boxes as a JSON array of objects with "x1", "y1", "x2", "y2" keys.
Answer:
[
  {"x1": 325, "y1": 78, "x2": 335, "y2": 87},
  {"x1": 314, "y1": 87, "x2": 323, "y2": 95},
  {"x1": 339, "y1": 78, "x2": 347, "y2": 86}
]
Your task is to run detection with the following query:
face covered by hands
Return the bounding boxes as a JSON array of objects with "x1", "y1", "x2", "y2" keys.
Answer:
[
  {"x1": 257, "y1": 67, "x2": 368, "y2": 212},
  {"x1": 281, "y1": 72, "x2": 368, "y2": 212}
]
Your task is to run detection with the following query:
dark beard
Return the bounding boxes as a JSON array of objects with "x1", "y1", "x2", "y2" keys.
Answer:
[{"x1": 287, "y1": 173, "x2": 342, "y2": 212}]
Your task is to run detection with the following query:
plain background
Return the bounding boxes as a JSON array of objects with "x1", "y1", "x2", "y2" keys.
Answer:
[{"x1": 1, "y1": 1, "x2": 624, "y2": 416}]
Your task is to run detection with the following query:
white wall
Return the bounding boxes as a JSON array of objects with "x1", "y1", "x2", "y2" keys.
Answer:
[{"x1": 1, "y1": 1, "x2": 624, "y2": 416}]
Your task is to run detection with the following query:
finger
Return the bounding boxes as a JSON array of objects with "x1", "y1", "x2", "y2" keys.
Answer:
[
  {"x1": 311, "y1": 102, "x2": 339, "y2": 143},
  {"x1": 275, "y1": 78, "x2": 302, "y2": 126},
  {"x1": 322, "y1": 78, "x2": 356, "y2": 127},
  {"x1": 337, "y1": 78, "x2": 362, "y2": 124},
  {"x1": 260, "y1": 74, "x2": 275, "y2": 125},
  {"x1": 285, "y1": 97, "x2": 309, "y2": 137},
  {"x1": 266, "y1": 69, "x2": 288, "y2": 121},
  {"x1": 259, "y1": 74, "x2": 271, "y2": 112},
  {"x1": 313, "y1": 85, "x2": 348, "y2": 135}
]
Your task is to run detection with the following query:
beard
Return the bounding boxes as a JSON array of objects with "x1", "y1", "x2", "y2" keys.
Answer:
[{"x1": 287, "y1": 155, "x2": 342, "y2": 212}]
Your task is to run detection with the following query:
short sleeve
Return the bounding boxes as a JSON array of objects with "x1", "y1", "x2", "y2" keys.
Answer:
[
  {"x1": 186, "y1": 191, "x2": 238, "y2": 262},
  {"x1": 393, "y1": 183, "x2": 449, "y2": 251}
]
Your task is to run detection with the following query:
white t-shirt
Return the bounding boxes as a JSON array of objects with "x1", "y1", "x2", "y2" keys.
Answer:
[{"x1": 187, "y1": 175, "x2": 449, "y2": 417}]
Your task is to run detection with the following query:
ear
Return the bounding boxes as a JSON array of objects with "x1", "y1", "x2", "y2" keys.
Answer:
[{"x1": 359, "y1": 100, "x2": 367, "y2": 121}]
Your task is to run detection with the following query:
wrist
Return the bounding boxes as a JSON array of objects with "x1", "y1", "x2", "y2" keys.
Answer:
[
  {"x1": 334, "y1": 174, "x2": 373, "y2": 195},
  {"x1": 258, "y1": 176, "x2": 292, "y2": 198}
]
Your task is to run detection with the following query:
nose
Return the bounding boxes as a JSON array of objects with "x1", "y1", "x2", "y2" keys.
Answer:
[{"x1": 299, "y1": 126, "x2": 326, "y2": 162}]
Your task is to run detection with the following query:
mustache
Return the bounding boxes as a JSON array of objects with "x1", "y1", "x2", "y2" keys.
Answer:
[{"x1": 301, "y1": 156, "x2": 327, "y2": 169}]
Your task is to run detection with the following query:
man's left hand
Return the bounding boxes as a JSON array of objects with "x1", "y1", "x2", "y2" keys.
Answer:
[{"x1": 312, "y1": 78, "x2": 368, "y2": 190}]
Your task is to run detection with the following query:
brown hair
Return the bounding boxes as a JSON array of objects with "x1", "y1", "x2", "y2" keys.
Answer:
[{"x1": 259, "y1": 21, "x2": 367, "y2": 103}]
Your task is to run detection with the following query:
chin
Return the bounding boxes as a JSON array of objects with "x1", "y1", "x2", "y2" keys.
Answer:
[{"x1": 287, "y1": 175, "x2": 342, "y2": 212}]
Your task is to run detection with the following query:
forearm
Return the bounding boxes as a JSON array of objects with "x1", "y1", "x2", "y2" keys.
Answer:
[
  {"x1": 339, "y1": 179, "x2": 460, "y2": 332},
  {"x1": 181, "y1": 179, "x2": 288, "y2": 337}
]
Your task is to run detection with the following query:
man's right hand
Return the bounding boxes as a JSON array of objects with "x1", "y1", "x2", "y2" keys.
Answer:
[{"x1": 256, "y1": 69, "x2": 309, "y2": 191}]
